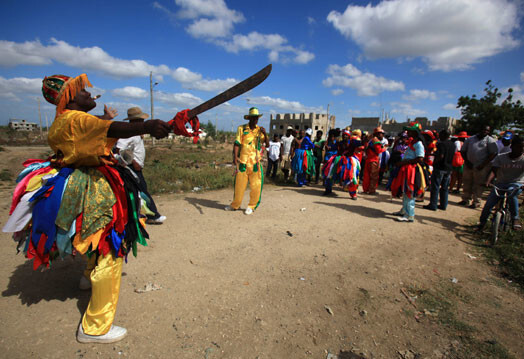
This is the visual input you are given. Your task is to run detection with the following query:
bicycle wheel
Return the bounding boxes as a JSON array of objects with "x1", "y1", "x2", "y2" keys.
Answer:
[{"x1": 491, "y1": 211, "x2": 502, "y2": 246}]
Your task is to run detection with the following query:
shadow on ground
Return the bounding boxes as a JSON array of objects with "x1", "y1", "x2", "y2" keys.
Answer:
[
  {"x1": 184, "y1": 197, "x2": 225, "y2": 214},
  {"x1": 2, "y1": 256, "x2": 90, "y2": 315}
]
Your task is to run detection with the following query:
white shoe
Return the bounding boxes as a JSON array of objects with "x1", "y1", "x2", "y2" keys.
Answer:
[
  {"x1": 77, "y1": 323, "x2": 127, "y2": 344},
  {"x1": 396, "y1": 216, "x2": 414, "y2": 222},
  {"x1": 244, "y1": 208, "x2": 253, "y2": 215},
  {"x1": 224, "y1": 205, "x2": 236, "y2": 211},
  {"x1": 79, "y1": 276, "x2": 91, "y2": 290},
  {"x1": 146, "y1": 215, "x2": 166, "y2": 224}
]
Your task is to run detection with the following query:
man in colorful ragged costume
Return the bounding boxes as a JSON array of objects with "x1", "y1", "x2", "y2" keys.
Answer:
[
  {"x1": 3, "y1": 73, "x2": 171, "y2": 343},
  {"x1": 291, "y1": 128, "x2": 316, "y2": 187},
  {"x1": 322, "y1": 129, "x2": 361, "y2": 199},
  {"x1": 390, "y1": 122, "x2": 428, "y2": 222},
  {"x1": 225, "y1": 107, "x2": 269, "y2": 215},
  {"x1": 362, "y1": 127, "x2": 386, "y2": 194}
]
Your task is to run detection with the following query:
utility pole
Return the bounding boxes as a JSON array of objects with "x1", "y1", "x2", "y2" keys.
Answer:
[
  {"x1": 150, "y1": 71, "x2": 155, "y2": 146},
  {"x1": 215, "y1": 114, "x2": 218, "y2": 139},
  {"x1": 45, "y1": 113, "x2": 49, "y2": 133},
  {"x1": 37, "y1": 98, "x2": 43, "y2": 139}
]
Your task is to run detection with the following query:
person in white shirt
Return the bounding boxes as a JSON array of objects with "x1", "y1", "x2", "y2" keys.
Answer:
[
  {"x1": 267, "y1": 134, "x2": 282, "y2": 178},
  {"x1": 116, "y1": 107, "x2": 166, "y2": 224},
  {"x1": 280, "y1": 126, "x2": 295, "y2": 180}
]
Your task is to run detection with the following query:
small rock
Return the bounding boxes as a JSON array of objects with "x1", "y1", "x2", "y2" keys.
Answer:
[{"x1": 359, "y1": 310, "x2": 367, "y2": 317}]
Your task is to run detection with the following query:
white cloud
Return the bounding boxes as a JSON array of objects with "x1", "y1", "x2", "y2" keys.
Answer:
[
  {"x1": 112, "y1": 86, "x2": 149, "y2": 99},
  {"x1": 246, "y1": 95, "x2": 323, "y2": 113},
  {"x1": 391, "y1": 102, "x2": 426, "y2": 117},
  {"x1": 443, "y1": 103, "x2": 457, "y2": 110},
  {"x1": 217, "y1": 32, "x2": 315, "y2": 64},
  {"x1": 0, "y1": 76, "x2": 42, "y2": 101},
  {"x1": 155, "y1": 91, "x2": 202, "y2": 108},
  {"x1": 370, "y1": 102, "x2": 379, "y2": 107},
  {"x1": 331, "y1": 89, "x2": 344, "y2": 96},
  {"x1": 155, "y1": 1, "x2": 314, "y2": 64},
  {"x1": 327, "y1": 0, "x2": 520, "y2": 71},
  {"x1": 0, "y1": 39, "x2": 238, "y2": 92},
  {"x1": 322, "y1": 63, "x2": 405, "y2": 96},
  {"x1": 403, "y1": 89, "x2": 437, "y2": 101},
  {"x1": 307, "y1": 17, "x2": 316, "y2": 25}
]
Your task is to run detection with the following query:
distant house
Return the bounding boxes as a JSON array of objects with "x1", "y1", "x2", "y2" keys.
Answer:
[
  {"x1": 351, "y1": 117, "x2": 380, "y2": 134},
  {"x1": 270, "y1": 112, "x2": 336, "y2": 140},
  {"x1": 8, "y1": 119, "x2": 38, "y2": 131}
]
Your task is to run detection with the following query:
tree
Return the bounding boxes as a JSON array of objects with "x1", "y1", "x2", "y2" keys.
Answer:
[
  {"x1": 201, "y1": 120, "x2": 217, "y2": 138},
  {"x1": 457, "y1": 80, "x2": 524, "y2": 134}
]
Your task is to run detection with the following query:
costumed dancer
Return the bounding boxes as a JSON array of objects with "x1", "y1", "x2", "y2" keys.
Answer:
[
  {"x1": 2, "y1": 74, "x2": 171, "y2": 343},
  {"x1": 321, "y1": 129, "x2": 339, "y2": 195},
  {"x1": 362, "y1": 127, "x2": 386, "y2": 194},
  {"x1": 322, "y1": 130, "x2": 360, "y2": 199},
  {"x1": 225, "y1": 107, "x2": 268, "y2": 215},
  {"x1": 390, "y1": 123, "x2": 428, "y2": 222},
  {"x1": 291, "y1": 128, "x2": 316, "y2": 187}
]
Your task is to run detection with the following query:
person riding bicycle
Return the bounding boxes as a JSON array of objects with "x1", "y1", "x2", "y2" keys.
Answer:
[{"x1": 478, "y1": 135, "x2": 524, "y2": 231}]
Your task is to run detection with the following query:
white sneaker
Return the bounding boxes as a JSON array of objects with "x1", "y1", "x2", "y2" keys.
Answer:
[
  {"x1": 77, "y1": 323, "x2": 127, "y2": 344},
  {"x1": 244, "y1": 208, "x2": 253, "y2": 215},
  {"x1": 224, "y1": 205, "x2": 235, "y2": 211},
  {"x1": 146, "y1": 215, "x2": 166, "y2": 224},
  {"x1": 79, "y1": 276, "x2": 91, "y2": 290},
  {"x1": 396, "y1": 216, "x2": 414, "y2": 222}
]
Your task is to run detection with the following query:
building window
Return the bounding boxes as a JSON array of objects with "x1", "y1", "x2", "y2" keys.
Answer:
[
  {"x1": 279, "y1": 125, "x2": 283, "y2": 129},
  {"x1": 315, "y1": 126, "x2": 318, "y2": 130},
  {"x1": 295, "y1": 125, "x2": 299, "y2": 129},
  {"x1": 272, "y1": 124, "x2": 276, "y2": 130}
]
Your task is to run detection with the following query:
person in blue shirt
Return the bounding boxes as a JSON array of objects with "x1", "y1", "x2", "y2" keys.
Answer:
[
  {"x1": 291, "y1": 128, "x2": 315, "y2": 187},
  {"x1": 390, "y1": 123, "x2": 426, "y2": 222}
]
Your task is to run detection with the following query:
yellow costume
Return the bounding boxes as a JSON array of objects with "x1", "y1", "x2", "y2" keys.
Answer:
[{"x1": 230, "y1": 124, "x2": 266, "y2": 210}]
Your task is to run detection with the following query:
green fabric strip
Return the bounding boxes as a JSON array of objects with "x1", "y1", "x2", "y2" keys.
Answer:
[{"x1": 255, "y1": 164, "x2": 264, "y2": 210}]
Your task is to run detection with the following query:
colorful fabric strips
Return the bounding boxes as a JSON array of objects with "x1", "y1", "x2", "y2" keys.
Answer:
[
  {"x1": 322, "y1": 155, "x2": 360, "y2": 186},
  {"x1": 3, "y1": 161, "x2": 150, "y2": 270},
  {"x1": 390, "y1": 163, "x2": 428, "y2": 199},
  {"x1": 168, "y1": 109, "x2": 201, "y2": 144},
  {"x1": 291, "y1": 149, "x2": 316, "y2": 177}
]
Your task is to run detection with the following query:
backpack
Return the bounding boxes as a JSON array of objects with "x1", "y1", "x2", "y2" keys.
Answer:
[{"x1": 452, "y1": 151, "x2": 464, "y2": 167}]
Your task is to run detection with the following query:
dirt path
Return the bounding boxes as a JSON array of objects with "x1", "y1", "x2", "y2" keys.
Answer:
[{"x1": 0, "y1": 146, "x2": 522, "y2": 359}]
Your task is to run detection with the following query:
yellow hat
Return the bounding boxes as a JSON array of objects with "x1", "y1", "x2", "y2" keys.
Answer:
[{"x1": 244, "y1": 107, "x2": 263, "y2": 119}]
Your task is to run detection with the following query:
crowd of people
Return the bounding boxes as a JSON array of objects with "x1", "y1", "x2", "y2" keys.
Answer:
[{"x1": 262, "y1": 122, "x2": 524, "y2": 228}]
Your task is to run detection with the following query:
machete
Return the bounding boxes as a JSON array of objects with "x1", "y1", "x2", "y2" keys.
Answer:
[{"x1": 187, "y1": 64, "x2": 272, "y2": 118}]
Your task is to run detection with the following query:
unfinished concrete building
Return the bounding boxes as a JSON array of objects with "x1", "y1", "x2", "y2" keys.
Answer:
[
  {"x1": 350, "y1": 117, "x2": 380, "y2": 134},
  {"x1": 269, "y1": 113, "x2": 336, "y2": 139}
]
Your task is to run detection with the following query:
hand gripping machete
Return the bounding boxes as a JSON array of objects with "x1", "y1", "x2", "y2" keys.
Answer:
[{"x1": 170, "y1": 64, "x2": 272, "y2": 141}]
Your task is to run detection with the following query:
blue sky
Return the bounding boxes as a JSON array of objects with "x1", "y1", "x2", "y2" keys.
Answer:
[{"x1": 1, "y1": 0, "x2": 523, "y2": 131}]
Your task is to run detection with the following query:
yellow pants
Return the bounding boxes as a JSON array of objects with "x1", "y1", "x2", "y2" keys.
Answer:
[
  {"x1": 82, "y1": 252, "x2": 123, "y2": 335},
  {"x1": 231, "y1": 163, "x2": 263, "y2": 210}
]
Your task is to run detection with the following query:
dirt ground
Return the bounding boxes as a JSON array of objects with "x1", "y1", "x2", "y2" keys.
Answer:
[{"x1": 0, "y1": 146, "x2": 523, "y2": 359}]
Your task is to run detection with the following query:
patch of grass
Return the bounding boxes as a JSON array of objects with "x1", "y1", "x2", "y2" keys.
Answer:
[
  {"x1": 0, "y1": 169, "x2": 12, "y2": 181},
  {"x1": 407, "y1": 282, "x2": 514, "y2": 359},
  {"x1": 143, "y1": 144, "x2": 235, "y2": 194},
  {"x1": 473, "y1": 208, "x2": 524, "y2": 290}
]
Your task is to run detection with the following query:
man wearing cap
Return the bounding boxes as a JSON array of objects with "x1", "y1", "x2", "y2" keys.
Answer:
[
  {"x1": 116, "y1": 107, "x2": 166, "y2": 224},
  {"x1": 225, "y1": 107, "x2": 268, "y2": 215},
  {"x1": 497, "y1": 131, "x2": 513, "y2": 155},
  {"x1": 362, "y1": 127, "x2": 386, "y2": 194},
  {"x1": 460, "y1": 126, "x2": 498, "y2": 208},
  {"x1": 280, "y1": 126, "x2": 295, "y2": 180},
  {"x1": 4, "y1": 73, "x2": 170, "y2": 344}
]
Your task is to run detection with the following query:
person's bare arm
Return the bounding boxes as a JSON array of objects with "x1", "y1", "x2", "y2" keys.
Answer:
[
  {"x1": 232, "y1": 144, "x2": 240, "y2": 165},
  {"x1": 107, "y1": 120, "x2": 171, "y2": 139}
]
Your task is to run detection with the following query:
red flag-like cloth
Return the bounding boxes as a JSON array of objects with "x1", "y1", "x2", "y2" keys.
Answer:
[{"x1": 168, "y1": 109, "x2": 201, "y2": 144}]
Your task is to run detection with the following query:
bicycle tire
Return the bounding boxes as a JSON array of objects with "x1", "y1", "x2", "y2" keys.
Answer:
[{"x1": 491, "y1": 211, "x2": 502, "y2": 246}]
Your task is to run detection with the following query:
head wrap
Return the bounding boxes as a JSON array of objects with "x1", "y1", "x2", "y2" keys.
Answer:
[
  {"x1": 422, "y1": 129, "x2": 435, "y2": 140},
  {"x1": 305, "y1": 128, "x2": 313, "y2": 136},
  {"x1": 403, "y1": 122, "x2": 422, "y2": 132},
  {"x1": 42, "y1": 74, "x2": 92, "y2": 115}
]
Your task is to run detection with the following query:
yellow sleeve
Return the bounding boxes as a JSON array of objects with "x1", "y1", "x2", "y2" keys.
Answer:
[
  {"x1": 48, "y1": 110, "x2": 115, "y2": 167},
  {"x1": 235, "y1": 125, "x2": 243, "y2": 146}
]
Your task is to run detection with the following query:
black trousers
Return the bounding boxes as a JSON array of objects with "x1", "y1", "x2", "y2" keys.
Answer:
[{"x1": 267, "y1": 158, "x2": 279, "y2": 178}]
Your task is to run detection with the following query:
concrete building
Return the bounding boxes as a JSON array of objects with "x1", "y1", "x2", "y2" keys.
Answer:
[
  {"x1": 8, "y1": 119, "x2": 38, "y2": 131},
  {"x1": 269, "y1": 112, "x2": 335, "y2": 139},
  {"x1": 350, "y1": 117, "x2": 380, "y2": 134}
]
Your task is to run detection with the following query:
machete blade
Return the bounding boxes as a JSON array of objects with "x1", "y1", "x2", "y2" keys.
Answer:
[{"x1": 187, "y1": 64, "x2": 272, "y2": 118}]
